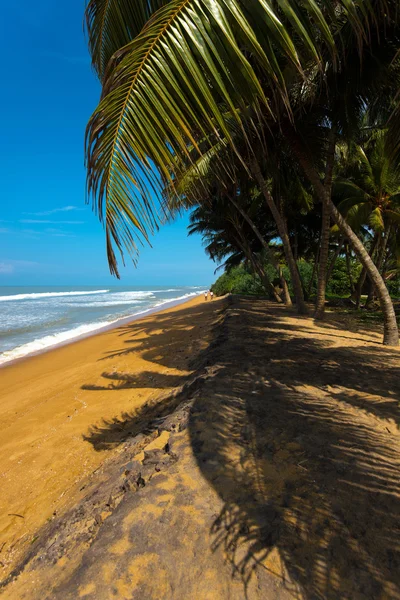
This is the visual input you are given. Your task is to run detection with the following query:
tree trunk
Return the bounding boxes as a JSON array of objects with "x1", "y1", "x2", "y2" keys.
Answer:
[
  {"x1": 306, "y1": 254, "x2": 318, "y2": 299},
  {"x1": 233, "y1": 227, "x2": 282, "y2": 303},
  {"x1": 315, "y1": 129, "x2": 336, "y2": 320},
  {"x1": 326, "y1": 238, "x2": 344, "y2": 286},
  {"x1": 252, "y1": 162, "x2": 307, "y2": 314},
  {"x1": 293, "y1": 141, "x2": 399, "y2": 345},
  {"x1": 354, "y1": 233, "x2": 379, "y2": 307},
  {"x1": 328, "y1": 203, "x2": 399, "y2": 345},
  {"x1": 345, "y1": 243, "x2": 355, "y2": 295},
  {"x1": 366, "y1": 225, "x2": 391, "y2": 306},
  {"x1": 253, "y1": 255, "x2": 282, "y2": 303},
  {"x1": 355, "y1": 267, "x2": 367, "y2": 308},
  {"x1": 228, "y1": 196, "x2": 292, "y2": 307}
]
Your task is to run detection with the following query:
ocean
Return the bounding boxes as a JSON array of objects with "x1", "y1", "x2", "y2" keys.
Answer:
[{"x1": 0, "y1": 286, "x2": 204, "y2": 366}]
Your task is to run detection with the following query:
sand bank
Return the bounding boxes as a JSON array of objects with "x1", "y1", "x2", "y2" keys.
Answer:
[{"x1": 0, "y1": 294, "x2": 219, "y2": 578}]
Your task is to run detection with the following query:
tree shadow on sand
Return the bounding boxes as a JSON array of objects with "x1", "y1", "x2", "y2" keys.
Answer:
[{"x1": 83, "y1": 297, "x2": 400, "y2": 599}]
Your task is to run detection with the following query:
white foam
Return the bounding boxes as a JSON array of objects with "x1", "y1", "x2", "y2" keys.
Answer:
[
  {"x1": 0, "y1": 320, "x2": 117, "y2": 365},
  {"x1": 66, "y1": 300, "x2": 147, "y2": 307},
  {"x1": 152, "y1": 291, "x2": 199, "y2": 307},
  {"x1": 0, "y1": 290, "x2": 110, "y2": 302},
  {"x1": 0, "y1": 292, "x2": 201, "y2": 366},
  {"x1": 149, "y1": 289, "x2": 180, "y2": 293},
  {"x1": 105, "y1": 291, "x2": 155, "y2": 298}
]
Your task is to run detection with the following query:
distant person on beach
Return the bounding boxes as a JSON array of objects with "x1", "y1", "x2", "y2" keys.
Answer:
[
  {"x1": 204, "y1": 290, "x2": 208, "y2": 301},
  {"x1": 210, "y1": 291, "x2": 214, "y2": 300}
]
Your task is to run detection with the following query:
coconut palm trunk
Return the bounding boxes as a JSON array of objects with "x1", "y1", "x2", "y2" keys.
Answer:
[
  {"x1": 315, "y1": 129, "x2": 336, "y2": 320},
  {"x1": 231, "y1": 224, "x2": 282, "y2": 303},
  {"x1": 292, "y1": 144, "x2": 399, "y2": 345},
  {"x1": 366, "y1": 225, "x2": 392, "y2": 306},
  {"x1": 326, "y1": 238, "x2": 344, "y2": 286},
  {"x1": 252, "y1": 161, "x2": 307, "y2": 314},
  {"x1": 329, "y1": 204, "x2": 398, "y2": 344},
  {"x1": 345, "y1": 244, "x2": 355, "y2": 295},
  {"x1": 228, "y1": 195, "x2": 292, "y2": 307}
]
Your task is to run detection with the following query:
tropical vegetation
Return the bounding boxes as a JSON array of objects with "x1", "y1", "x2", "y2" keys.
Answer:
[{"x1": 84, "y1": 0, "x2": 400, "y2": 345}]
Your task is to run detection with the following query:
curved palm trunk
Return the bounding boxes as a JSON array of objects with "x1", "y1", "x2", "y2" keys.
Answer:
[
  {"x1": 293, "y1": 141, "x2": 399, "y2": 345},
  {"x1": 329, "y1": 202, "x2": 399, "y2": 345},
  {"x1": 354, "y1": 234, "x2": 378, "y2": 307},
  {"x1": 252, "y1": 255, "x2": 282, "y2": 303},
  {"x1": 252, "y1": 162, "x2": 307, "y2": 314},
  {"x1": 366, "y1": 225, "x2": 391, "y2": 306},
  {"x1": 231, "y1": 224, "x2": 282, "y2": 303},
  {"x1": 228, "y1": 196, "x2": 292, "y2": 307}
]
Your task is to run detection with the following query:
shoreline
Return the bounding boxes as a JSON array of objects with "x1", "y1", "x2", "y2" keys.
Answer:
[
  {"x1": 0, "y1": 292, "x2": 204, "y2": 369},
  {"x1": 0, "y1": 294, "x2": 220, "y2": 580}
]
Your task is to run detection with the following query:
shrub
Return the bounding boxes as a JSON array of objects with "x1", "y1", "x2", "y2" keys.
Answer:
[{"x1": 211, "y1": 265, "x2": 264, "y2": 296}]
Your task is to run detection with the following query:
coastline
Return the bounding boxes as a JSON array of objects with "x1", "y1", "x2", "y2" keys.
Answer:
[
  {"x1": 0, "y1": 294, "x2": 221, "y2": 580},
  {"x1": 0, "y1": 291, "x2": 203, "y2": 369}
]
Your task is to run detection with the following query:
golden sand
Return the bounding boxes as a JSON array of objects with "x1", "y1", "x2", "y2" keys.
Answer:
[{"x1": 0, "y1": 295, "x2": 209, "y2": 574}]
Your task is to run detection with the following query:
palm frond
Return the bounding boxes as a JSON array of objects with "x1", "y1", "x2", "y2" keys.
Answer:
[
  {"x1": 86, "y1": 0, "x2": 396, "y2": 273},
  {"x1": 85, "y1": 0, "x2": 168, "y2": 81}
]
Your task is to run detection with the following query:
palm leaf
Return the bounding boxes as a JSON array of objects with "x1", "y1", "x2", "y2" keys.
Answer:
[
  {"x1": 85, "y1": 0, "x2": 389, "y2": 274},
  {"x1": 85, "y1": 0, "x2": 169, "y2": 81},
  {"x1": 345, "y1": 201, "x2": 373, "y2": 230},
  {"x1": 385, "y1": 209, "x2": 400, "y2": 225},
  {"x1": 369, "y1": 206, "x2": 385, "y2": 231}
]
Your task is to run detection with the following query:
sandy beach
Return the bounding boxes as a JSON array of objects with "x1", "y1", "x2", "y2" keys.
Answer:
[
  {"x1": 1, "y1": 296, "x2": 400, "y2": 599},
  {"x1": 0, "y1": 294, "x2": 217, "y2": 578}
]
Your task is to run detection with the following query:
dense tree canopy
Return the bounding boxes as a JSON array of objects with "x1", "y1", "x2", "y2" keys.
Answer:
[{"x1": 85, "y1": 0, "x2": 400, "y2": 344}]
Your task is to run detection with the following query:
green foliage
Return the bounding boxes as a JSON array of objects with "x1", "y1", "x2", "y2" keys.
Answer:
[
  {"x1": 387, "y1": 278, "x2": 400, "y2": 298},
  {"x1": 211, "y1": 266, "x2": 264, "y2": 297},
  {"x1": 212, "y1": 257, "x2": 368, "y2": 300},
  {"x1": 282, "y1": 261, "x2": 316, "y2": 297},
  {"x1": 327, "y1": 257, "x2": 361, "y2": 297}
]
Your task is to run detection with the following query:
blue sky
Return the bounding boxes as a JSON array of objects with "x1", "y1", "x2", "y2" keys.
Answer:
[{"x1": 0, "y1": 2, "x2": 216, "y2": 287}]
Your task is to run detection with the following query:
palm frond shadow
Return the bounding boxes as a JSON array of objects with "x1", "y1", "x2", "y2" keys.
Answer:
[
  {"x1": 81, "y1": 370, "x2": 187, "y2": 391},
  {"x1": 82, "y1": 297, "x2": 400, "y2": 598},
  {"x1": 81, "y1": 300, "x2": 226, "y2": 450},
  {"x1": 187, "y1": 298, "x2": 400, "y2": 599}
]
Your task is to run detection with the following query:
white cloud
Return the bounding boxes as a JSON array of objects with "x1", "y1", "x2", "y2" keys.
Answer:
[
  {"x1": 20, "y1": 219, "x2": 84, "y2": 225},
  {"x1": 25, "y1": 205, "x2": 85, "y2": 217},
  {"x1": 0, "y1": 263, "x2": 14, "y2": 274},
  {"x1": 0, "y1": 260, "x2": 41, "y2": 275}
]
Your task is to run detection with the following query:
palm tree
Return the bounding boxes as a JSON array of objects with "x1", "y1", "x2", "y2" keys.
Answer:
[
  {"x1": 84, "y1": 0, "x2": 399, "y2": 343},
  {"x1": 187, "y1": 202, "x2": 283, "y2": 301},
  {"x1": 334, "y1": 129, "x2": 400, "y2": 304}
]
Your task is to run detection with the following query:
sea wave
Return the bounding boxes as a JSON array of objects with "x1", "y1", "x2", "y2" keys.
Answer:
[
  {"x1": 0, "y1": 291, "x2": 201, "y2": 366},
  {"x1": 0, "y1": 316, "x2": 69, "y2": 337},
  {"x1": 149, "y1": 289, "x2": 180, "y2": 293},
  {"x1": 0, "y1": 320, "x2": 117, "y2": 365},
  {"x1": 66, "y1": 300, "x2": 148, "y2": 307},
  {"x1": 152, "y1": 291, "x2": 200, "y2": 306},
  {"x1": 0, "y1": 290, "x2": 110, "y2": 302},
  {"x1": 66, "y1": 291, "x2": 156, "y2": 306}
]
